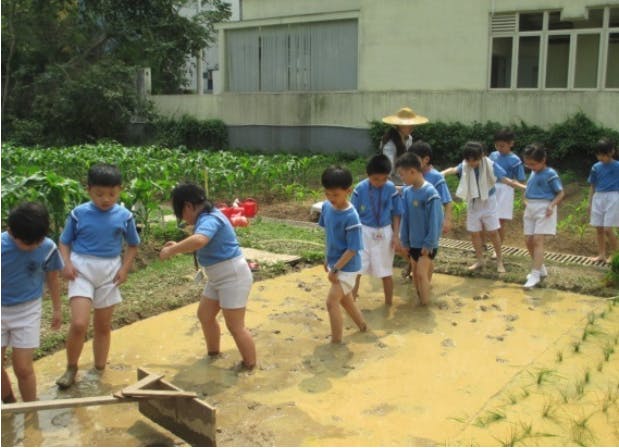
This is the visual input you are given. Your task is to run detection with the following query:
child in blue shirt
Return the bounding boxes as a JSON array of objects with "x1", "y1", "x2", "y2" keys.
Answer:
[
  {"x1": 442, "y1": 142, "x2": 525, "y2": 274},
  {"x1": 396, "y1": 152, "x2": 444, "y2": 306},
  {"x1": 587, "y1": 138, "x2": 619, "y2": 264},
  {"x1": 489, "y1": 129, "x2": 526, "y2": 245},
  {"x1": 2, "y1": 203, "x2": 63, "y2": 402},
  {"x1": 159, "y1": 183, "x2": 256, "y2": 370},
  {"x1": 522, "y1": 143, "x2": 565, "y2": 289},
  {"x1": 319, "y1": 166, "x2": 367, "y2": 343},
  {"x1": 351, "y1": 154, "x2": 402, "y2": 305},
  {"x1": 56, "y1": 164, "x2": 140, "y2": 389}
]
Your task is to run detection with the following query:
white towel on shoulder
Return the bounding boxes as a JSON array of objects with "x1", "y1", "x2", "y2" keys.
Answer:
[{"x1": 456, "y1": 157, "x2": 497, "y2": 202}]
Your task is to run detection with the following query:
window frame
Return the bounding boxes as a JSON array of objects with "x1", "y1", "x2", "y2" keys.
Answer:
[{"x1": 488, "y1": 7, "x2": 619, "y2": 91}]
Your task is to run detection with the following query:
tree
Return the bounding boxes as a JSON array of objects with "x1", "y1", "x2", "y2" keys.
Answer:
[{"x1": 1, "y1": 0, "x2": 231, "y2": 145}]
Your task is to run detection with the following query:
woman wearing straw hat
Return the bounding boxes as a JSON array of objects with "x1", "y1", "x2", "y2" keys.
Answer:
[{"x1": 381, "y1": 107, "x2": 429, "y2": 186}]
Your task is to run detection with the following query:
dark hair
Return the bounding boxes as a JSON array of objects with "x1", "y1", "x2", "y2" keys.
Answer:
[
  {"x1": 366, "y1": 154, "x2": 392, "y2": 175},
  {"x1": 395, "y1": 151, "x2": 422, "y2": 171},
  {"x1": 170, "y1": 182, "x2": 214, "y2": 219},
  {"x1": 494, "y1": 128, "x2": 515, "y2": 142},
  {"x1": 7, "y1": 202, "x2": 50, "y2": 244},
  {"x1": 321, "y1": 166, "x2": 353, "y2": 190},
  {"x1": 462, "y1": 141, "x2": 485, "y2": 161},
  {"x1": 88, "y1": 163, "x2": 122, "y2": 187},
  {"x1": 381, "y1": 127, "x2": 407, "y2": 158},
  {"x1": 594, "y1": 138, "x2": 616, "y2": 156},
  {"x1": 522, "y1": 143, "x2": 547, "y2": 162},
  {"x1": 410, "y1": 140, "x2": 433, "y2": 162}
]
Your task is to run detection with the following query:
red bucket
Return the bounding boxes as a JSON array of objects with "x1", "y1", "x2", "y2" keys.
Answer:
[{"x1": 241, "y1": 198, "x2": 258, "y2": 218}]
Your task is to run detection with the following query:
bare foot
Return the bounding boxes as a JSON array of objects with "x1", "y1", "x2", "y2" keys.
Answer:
[
  {"x1": 606, "y1": 256, "x2": 613, "y2": 264},
  {"x1": 490, "y1": 250, "x2": 498, "y2": 260},
  {"x1": 468, "y1": 261, "x2": 484, "y2": 271},
  {"x1": 359, "y1": 322, "x2": 368, "y2": 332},
  {"x1": 497, "y1": 261, "x2": 506, "y2": 273},
  {"x1": 589, "y1": 255, "x2": 606, "y2": 263}
]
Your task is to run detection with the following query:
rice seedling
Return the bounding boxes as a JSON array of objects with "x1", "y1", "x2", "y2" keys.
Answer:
[
  {"x1": 521, "y1": 388, "x2": 530, "y2": 398},
  {"x1": 603, "y1": 343, "x2": 615, "y2": 361},
  {"x1": 555, "y1": 350, "x2": 563, "y2": 363},
  {"x1": 570, "y1": 413, "x2": 594, "y2": 446},
  {"x1": 474, "y1": 409, "x2": 506, "y2": 427},
  {"x1": 599, "y1": 310, "x2": 606, "y2": 319},
  {"x1": 600, "y1": 388, "x2": 616, "y2": 413},
  {"x1": 597, "y1": 360, "x2": 604, "y2": 372},
  {"x1": 584, "y1": 369, "x2": 590, "y2": 384},
  {"x1": 534, "y1": 368, "x2": 556, "y2": 386},
  {"x1": 494, "y1": 421, "x2": 533, "y2": 447},
  {"x1": 587, "y1": 312, "x2": 596, "y2": 325},
  {"x1": 572, "y1": 340, "x2": 581, "y2": 353},
  {"x1": 558, "y1": 387, "x2": 571, "y2": 403},
  {"x1": 574, "y1": 379, "x2": 586, "y2": 398},
  {"x1": 541, "y1": 399, "x2": 558, "y2": 421}
]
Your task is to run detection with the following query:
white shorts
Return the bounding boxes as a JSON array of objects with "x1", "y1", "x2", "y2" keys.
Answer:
[
  {"x1": 524, "y1": 199, "x2": 557, "y2": 236},
  {"x1": 203, "y1": 255, "x2": 253, "y2": 309},
  {"x1": 1, "y1": 300, "x2": 42, "y2": 349},
  {"x1": 495, "y1": 183, "x2": 515, "y2": 220},
  {"x1": 359, "y1": 225, "x2": 394, "y2": 278},
  {"x1": 590, "y1": 191, "x2": 619, "y2": 227},
  {"x1": 331, "y1": 270, "x2": 358, "y2": 296},
  {"x1": 68, "y1": 253, "x2": 122, "y2": 309},
  {"x1": 466, "y1": 195, "x2": 500, "y2": 232}
]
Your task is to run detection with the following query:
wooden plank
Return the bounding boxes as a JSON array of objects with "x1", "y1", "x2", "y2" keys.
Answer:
[
  {"x1": 121, "y1": 373, "x2": 164, "y2": 395},
  {"x1": 137, "y1": 367, "x2": 216, "y2": 447},
  {"x1": 1, "y1": 395, "x2": 136, "y2": 415},
  {"x1": 122, "y1": 390, "x2": 197, "y2": 398}
]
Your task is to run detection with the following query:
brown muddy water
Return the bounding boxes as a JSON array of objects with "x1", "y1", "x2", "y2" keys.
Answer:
[{"x1": 2, "y1": 266, "x2": 618, "y2": 446}]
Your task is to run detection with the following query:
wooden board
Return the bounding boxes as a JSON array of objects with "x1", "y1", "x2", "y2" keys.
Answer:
[
  {"x1": 0, "y1": 395, "x2": 138, "y2": 414},
  {"x1": 137, "y1": 367, "x2": 217, "y2": 447}
]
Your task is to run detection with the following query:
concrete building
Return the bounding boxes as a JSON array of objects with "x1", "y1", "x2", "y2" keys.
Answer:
[{"x1": 153, "y1": 0, "x2": 619, "y2": 154}]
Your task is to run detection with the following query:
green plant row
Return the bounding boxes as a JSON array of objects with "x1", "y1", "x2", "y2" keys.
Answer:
[
  {"x1": 1, "y1": 143, "x2": 363, "y2": 238},
  {"x1": 369, "y1": 112, "x2": 619, "y2": 174}
]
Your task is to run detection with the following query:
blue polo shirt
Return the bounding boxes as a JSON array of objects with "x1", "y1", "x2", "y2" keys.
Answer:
[
  {"x1": 1, "y1": 232, "x2": 64, "y2": 306},
  {"x1": 588, "y1": 160, "x2": 619, "y2": 192},
  {"x1": 194, "y1": 209, "x2": 243, "y2": 267},
  {"x1": 489, "y1": 151, "x2": 526, "y2": 181},
  {"x1": 525, "y1": 167, "x2": 563, "y2": 200},
  {"x1": 318, "y1": 202, "x2": 363, "y2": 272},
  {"x1": 351, "y1": 179, "x2": 402, "y2": 228},
  {"x1": 424, "y1": 167, "x2": 452, "y2": 205},
  {"x1": 400, "y1": 182, "x2": 444, "y2": 250},
  {"x1": 60, "y1": 202, "x2": 140, "y2": 258}
]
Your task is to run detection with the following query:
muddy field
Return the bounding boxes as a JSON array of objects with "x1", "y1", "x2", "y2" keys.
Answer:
[{"x1": 3, "y1": 266, "x2": 618, "y2": 446}]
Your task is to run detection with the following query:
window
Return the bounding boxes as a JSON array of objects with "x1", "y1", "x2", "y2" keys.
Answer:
[
  {"x1": 226, "y1": 20, "x2": 358, "y2": 92},
  {"x1": 489, "y1": 7, "x2": 619, "y2": 89}
]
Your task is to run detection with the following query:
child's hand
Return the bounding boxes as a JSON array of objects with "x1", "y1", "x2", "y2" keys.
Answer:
[
  {"x1": 114, "y1": 266, "x2": 130, "y2": 285},
  {"x1": 545, "y1": 205, "x2": 554, "y2": 217},
  {"x1": 62, "y1": 263, "x2": 78, "y2": 281},
  {"x1": 159, "y1": 241, "x2": 177, "y2": 260},
  {"x1": 51, "y1": 309, "x2": 62, "y2": 330},
  {"x1": 442, "y1": 219, "x2": 452, "y2": 234},
  {"x1": 391, "y1": 235, "x2": 402, "y2": 251},
  {"x1": 327, "y1": 270, "x2": 338, "y2": 284}
]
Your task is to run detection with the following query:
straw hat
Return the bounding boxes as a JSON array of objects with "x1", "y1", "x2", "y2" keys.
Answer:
[{"x1": 381, "y1": 107, "x2": 429, "y2": 126}]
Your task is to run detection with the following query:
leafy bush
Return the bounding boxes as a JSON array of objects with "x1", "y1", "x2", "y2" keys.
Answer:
[
  {"x1": 154, "y1": 115, "x2": 228, "y2": 150},
  {"x1": 369, "y1": 113, "x2": 619, "y2": 172}
]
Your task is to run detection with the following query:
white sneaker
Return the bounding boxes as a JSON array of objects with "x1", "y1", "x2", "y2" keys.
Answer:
[
  {"x1": 524, "y1": 270, "x2": 541, "y2": 289},
  {"x1": 540, "y1": 265, "x2": 548, "y2": 277}
]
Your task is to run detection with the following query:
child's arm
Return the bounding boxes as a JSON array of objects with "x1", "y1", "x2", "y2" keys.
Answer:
[
  {"x1": 58, "y1": 242, "x2": 77, "y2": 280},
  {"x1": 442, "y1": 202, "x2": 452, "y2": 234},
  {"x1": 441, "y1": 167, "x2": 458, "y2": 177},
  {"x1": 159, "y1": 234, "x2": 209, "y2": 260},
  {"x1": 114, "y1": 245, "x2": 138, "y2": 285},
  {"x1": 46, "y1": 271, "x2": 62, "y2": 330},
  {"x1": 546, "y1": 190, "x2": 565, "y2": 217},
  {"x1": 391, "y1": 215, "x2": 401, "y2": 251},
  {"x1": 327, "y1": 249, "x2": 357, "y2": 284},
  {"x1": 500, "y1": 177, "x2": 526, "y2": 190}
]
